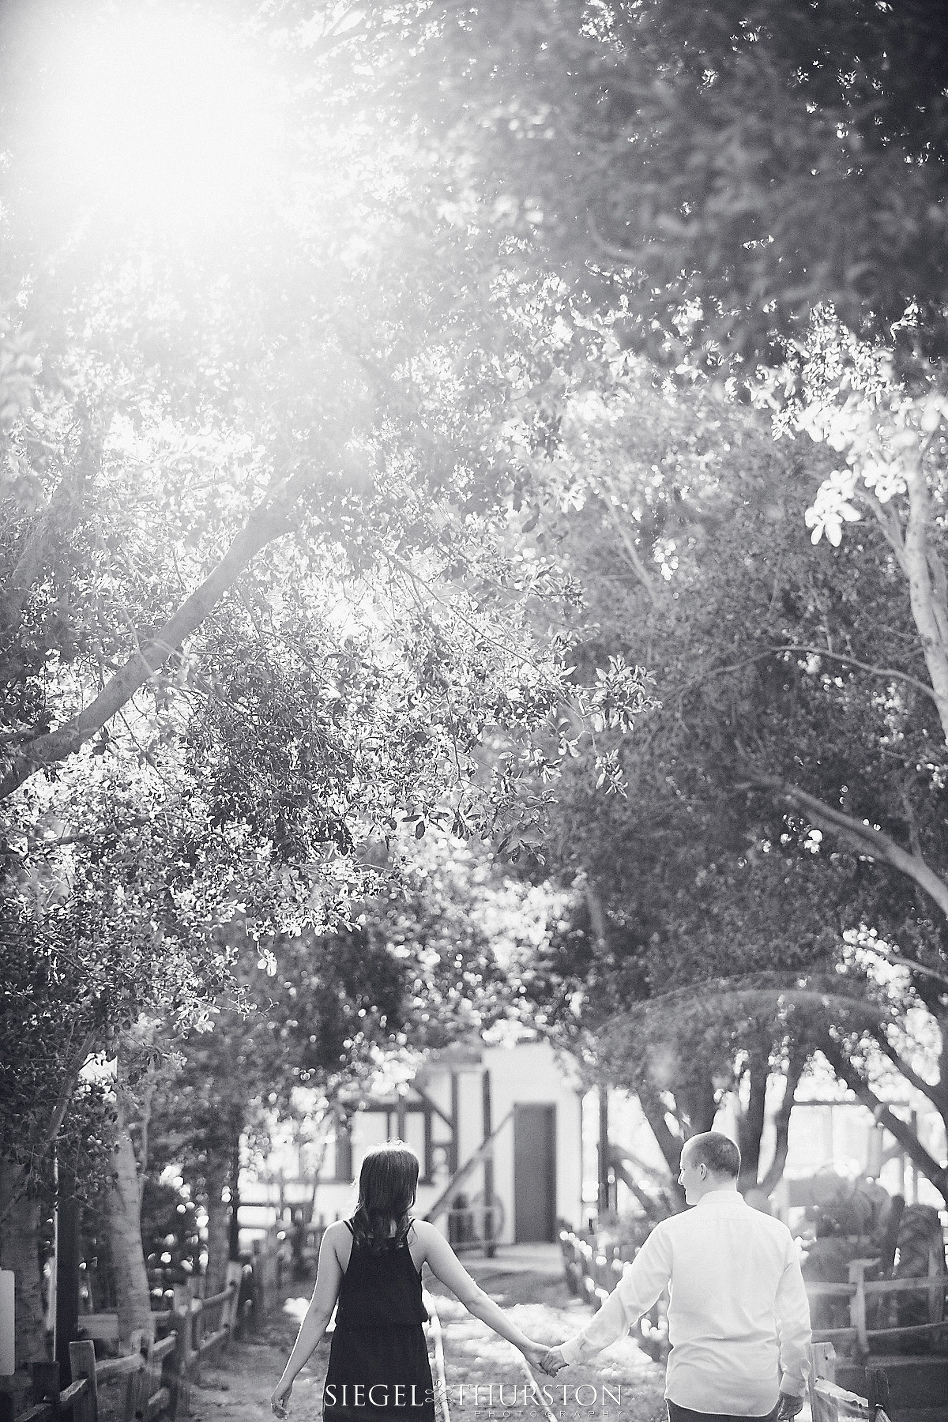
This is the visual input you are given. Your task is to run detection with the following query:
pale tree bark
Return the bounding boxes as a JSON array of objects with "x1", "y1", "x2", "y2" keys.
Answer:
[
  {"x1": 105, "y1": 1089, "x2": 153, "y2": 1351},
  {"x1": 0, "y1": 1161, "x2": 48, "y2": 1410},
  {"x1": 203, "y1": 1155, "x2": 232, "y2": 1298},
  {"x1": 637, "y1": 1085, "x2": 687, "y2": 1183},
  {"x1": 901, "y1": 453, "x2": 948, "y2": 742}
]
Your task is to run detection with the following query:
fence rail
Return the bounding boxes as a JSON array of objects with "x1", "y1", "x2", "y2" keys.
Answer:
[
  {"x1": 558, "y1": 1226, "x2": 668, "y2": 1358},
  {"x1": 2, "y1": 1278, "x2": 242, "y2": 1422},
  {"x1": 810, "y1": 1343, "x2": 893, "y2": 1422},
  {"x1": 558, "y1": 1223, "x2": 948, "y2": 1361},
  {"x1": 806, "y1": 1259, "x2": 948, "y2": 1355},
  {"x1": 557, "y1": 1231, "x2": 896, "y2": 1422}
]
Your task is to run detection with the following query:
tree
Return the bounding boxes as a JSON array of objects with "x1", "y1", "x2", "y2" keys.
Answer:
[
  {"x1": 0, "y1": 3, "x2": 657, "y2": 1372},
  {"x1": 143, "y1": 830, "x2": 528, "y2": 1290},
  {"x1": 381, "y1": 0, "x2": 948, "y2": 361},
  {"x1": 492, "y1": 356, "x2": 948, "y2": 1200}
]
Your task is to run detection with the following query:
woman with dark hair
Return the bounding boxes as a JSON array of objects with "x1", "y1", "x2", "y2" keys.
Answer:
[{"x1": 271, "y1": 1141, "x2": 549, "y2": 1422}]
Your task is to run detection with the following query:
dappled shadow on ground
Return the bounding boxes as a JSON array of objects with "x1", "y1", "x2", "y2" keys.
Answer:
[
  {"x1": 187, "y1": 1264, "x2": 667, "y2": 1422},
  {"x1": 426, "y1": 1266, "x2": 666, "y2": 1422}
]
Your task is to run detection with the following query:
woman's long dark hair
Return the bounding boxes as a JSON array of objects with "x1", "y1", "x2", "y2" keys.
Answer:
[{"x1": 351, "y1": 1141, "x2": 419, "y2": 1251}]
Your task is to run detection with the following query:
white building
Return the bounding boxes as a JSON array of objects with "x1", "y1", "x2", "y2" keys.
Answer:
[{"x1": 241, "y1": 1038, "x2": 586, "y2": 1246}]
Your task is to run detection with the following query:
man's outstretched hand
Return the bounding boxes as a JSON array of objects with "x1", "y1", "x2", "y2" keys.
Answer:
[{"x1": 776, "y1": 1390, "x2": 804, "y2": 1421}]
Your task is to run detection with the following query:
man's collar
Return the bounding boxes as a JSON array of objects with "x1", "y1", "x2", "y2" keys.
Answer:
[{"x1": 695, "y1": 1187, "x2": 743, "y2": 1206}]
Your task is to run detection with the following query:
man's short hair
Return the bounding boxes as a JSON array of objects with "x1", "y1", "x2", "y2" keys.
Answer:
[{"x1": 685, "y1": 1131, "x2": 741, "y2": 1178}]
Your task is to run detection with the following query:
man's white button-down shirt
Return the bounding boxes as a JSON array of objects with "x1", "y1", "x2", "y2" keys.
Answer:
[{"x1": 559, "y1": 1190, "x2": 811, "y2": 1414}]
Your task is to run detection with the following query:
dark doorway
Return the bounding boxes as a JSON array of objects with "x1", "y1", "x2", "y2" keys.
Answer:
[{"x1": 513, "y1": 1104, "x2": 556, "y2": 1242}]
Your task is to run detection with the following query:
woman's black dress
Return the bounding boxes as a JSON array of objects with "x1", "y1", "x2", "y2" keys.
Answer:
[{"x1": 323, "y1": 1220, "x2": 435, "y2": 1422}]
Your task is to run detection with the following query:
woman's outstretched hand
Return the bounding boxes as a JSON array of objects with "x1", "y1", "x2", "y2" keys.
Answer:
[
  {"x1": 540, "y1": 1346, "x2": 567, "y2": 1376},
  {"x1": 270, "y1": 1378, "x2": 293, "y2": 1418},
  {"x1": 521, "y1": 1342, "x2": 552, "y2": 1374}
]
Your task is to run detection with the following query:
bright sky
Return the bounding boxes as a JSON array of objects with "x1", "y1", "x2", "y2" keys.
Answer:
[{"x1": 6, "y1": 0, "x2": 291, "y2": 236}]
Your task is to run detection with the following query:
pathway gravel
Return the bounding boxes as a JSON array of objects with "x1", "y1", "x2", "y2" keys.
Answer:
[{"x1": 187, "y1": 1248, "x2": 668, "y2": 1422}]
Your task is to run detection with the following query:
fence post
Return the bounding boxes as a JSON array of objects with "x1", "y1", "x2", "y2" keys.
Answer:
[
  {"x1": 808, "y1": 1342, "x2": 837, "y2": 1422},
  {"x1": 122, "y1": 1329, "x2": 145, "y2": 1422},
  {"x1": 169, "y1": 1307, "x2": 190, "y2": 1422},
  {"x1": 223, "y1": 1264, "x2": 242, "y2": 1347},
  {"x1": 69, "y1": 1341, "x2": 98, "y2": 1422},
  {"x1": 847, "y1": 1261, "x2": 870, "y2": 1356},
  {"x1": 32, "y1": 1360, "x2": 61, "y2": 1419},
  {"x1": 867, "y1": 1368, "x2": 891, "y2": 1416},
  {"x1": 190, "y1": 1301, "x2": 203, "y2": 1388}
]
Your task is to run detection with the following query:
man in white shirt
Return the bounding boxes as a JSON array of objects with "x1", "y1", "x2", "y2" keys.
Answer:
[{"x1": 542, "y1": 1133, "x2": 811, "y2": 1422}]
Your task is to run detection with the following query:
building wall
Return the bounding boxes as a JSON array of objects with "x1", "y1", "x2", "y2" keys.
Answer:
[
  {"x1": 482, "y1": 1040, "x2": 583, "y2": 1242},
  {"x1": 239, "y1": 1040, "x2": 586, "y2": 1244}
]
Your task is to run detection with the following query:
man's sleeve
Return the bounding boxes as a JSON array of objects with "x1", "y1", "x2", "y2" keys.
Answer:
[
  {"x1": 774, "y1": 1242, "x2": 812, "y2": 1398},
  {"x1": 559, "y1": 1225, "x2": 673, "y2": 1364}
]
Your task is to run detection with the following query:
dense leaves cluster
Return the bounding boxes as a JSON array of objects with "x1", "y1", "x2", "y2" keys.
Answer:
[{"x1": 386, "y1": 0, "x2": 948, "y2": 361}]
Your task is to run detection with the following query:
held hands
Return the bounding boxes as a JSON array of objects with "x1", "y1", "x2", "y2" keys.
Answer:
[
  {"x1": 539, "y1": 1346, "x2": 567, "y2": 1377},
  {"x1": 520, "y1": 1342, "x2": 567, "y2": 1377}
]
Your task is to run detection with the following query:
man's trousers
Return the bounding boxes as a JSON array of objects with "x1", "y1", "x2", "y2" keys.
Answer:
[{"x1": 667, "y1": 1401, "x2": 780, "y2": 1422}]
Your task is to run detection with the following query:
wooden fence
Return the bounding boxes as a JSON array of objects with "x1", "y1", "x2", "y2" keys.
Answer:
[
  {"x1": 558, "y1": 1222, "x2": 948, "y2": 1358},
  {"x1": 805, "y1": 1255, "x2": 948, "y2": 1356},
  {"x1": 2, "y1": 1277, "x2": 242, "y2": 1422},
  {"x1": 810, "y1": 1343, "x2": 893, "y2": 1422},
  {"x1": 558, "y1": 1226, "x2": 669, "y2": 1359},
  {"x1": 557, "y1": 1230, "x2": 896, "y2": 1421}
]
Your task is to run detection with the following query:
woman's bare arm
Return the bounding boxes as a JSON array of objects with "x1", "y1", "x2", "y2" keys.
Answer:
[
  {"x1": 413, "y1": 1221, "x2": 548, "y2": 1367},
  {"x1": 271, "y1": 1223, "x2": 347, "y2": 1414}
]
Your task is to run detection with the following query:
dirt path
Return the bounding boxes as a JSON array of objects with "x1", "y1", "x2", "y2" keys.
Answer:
[{"x1": 190, "y1": 1257, "x2": 667, "y2": 1422}]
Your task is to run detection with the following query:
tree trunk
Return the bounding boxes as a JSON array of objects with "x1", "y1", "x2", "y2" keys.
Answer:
[
  {"x1": 758, "y1": 1049, "x2": 806, "y2": 1196},
  {"x1": 105, "y1": 1093, "x2": 153, "y2": 1350},
  {"x1": 203, "y1": 1155, "x2": 231, "y2": 1297},
  {"x1": 637, "y1": 1086, "x2": 687, "y2": 1206},
  {"x1": 676, "y1": 1075, "x2": 717, "y2": 1137},
  {"x1": 0, "y1": 1160, "x2": 48, "y2": 1410},
  {"x1": 902, "y1": 454, "x2": 948, "y2": 744},
  {"x1": 736, "y1": 1045, "x2": 769, "y2": 1191}
]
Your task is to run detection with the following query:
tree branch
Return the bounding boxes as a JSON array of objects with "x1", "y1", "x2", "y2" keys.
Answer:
[
  {"x1": 862, "y1": 943, "x2": 948, "y2": 991},
  {"x1": 0, "y1": 1030, "x2": 97, "y2": 1228},
  {"x1": 31, "y1": 816, "x2": 152, "y2": 851},
  {"x1": 599, "y1": 496, "x2": 664, "y2": 609},
  {"x1": 860, "y1": 485, "x2": 907, "y2": 574},
  {"x1": 869, "y1": 1025, "x2": 948, "y2": 1117},
  {"x1": 820, "y1": 1037, "x2": 948, "y2": 1201},
  {"x1": 637, "y1": 1084, "x2": 687, "y2": 1183},
  {"x1": 0, "y1": 469, "x2": 315, "y2": 800},
  {"x1": 903, "y1": 453, "x2": 948, "y2": 741},
  {"x1": 745, "y1": 770, "x2": 948, "y2": 921},
  {"x1": 672, "y1": 644, "x2": 937, "y2": 707}
]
